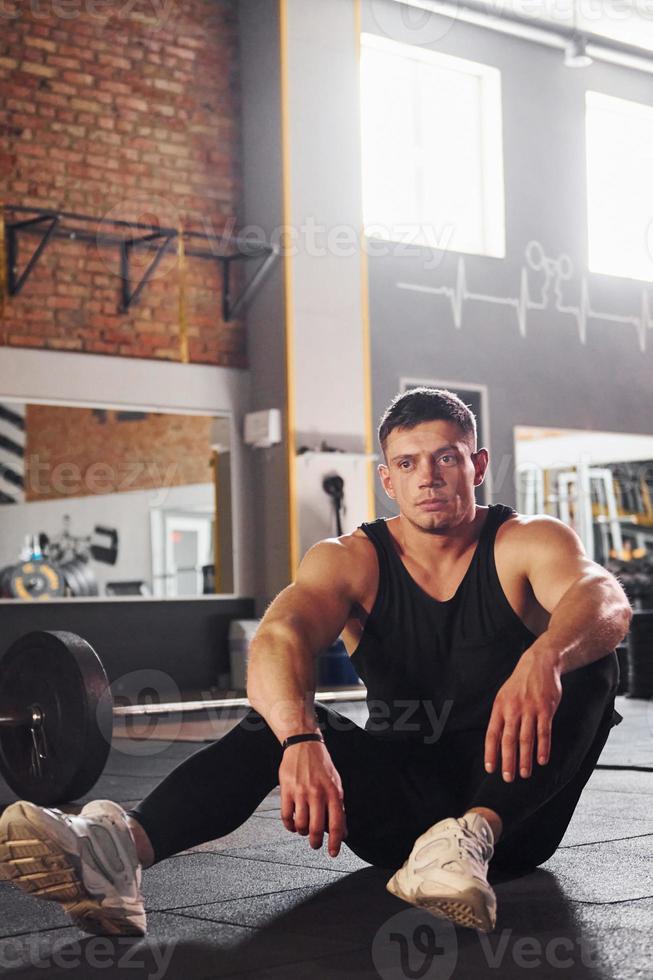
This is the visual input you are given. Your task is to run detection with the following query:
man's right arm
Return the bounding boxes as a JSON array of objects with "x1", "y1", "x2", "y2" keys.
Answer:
[
  {"x1": 245, "y1": 536, "x2": 365, "y2": 857},
  {"x1": 246, "y1": 537, "x2": 360, "y2": 741}
]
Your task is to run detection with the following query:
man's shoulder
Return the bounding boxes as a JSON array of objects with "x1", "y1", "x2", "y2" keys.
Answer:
[
  {"x1": 296, "y1": 528, "x2": 379, "y2": 602},
  {"x1": 491, "y1": 513, "x2": 586, "y2": 599},
  {"x1": 335, "y1": 526, "x2": 380, "y2": 561},
  {"x1": 302, "y1": 527, "x2": 379, "y2": 576},
  {"x1": 495, "y1": 511, "x2": 582, "y2": 555}
]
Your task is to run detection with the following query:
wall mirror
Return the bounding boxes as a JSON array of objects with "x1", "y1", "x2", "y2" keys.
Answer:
[
  {"x1": 0, "y1": 400, "x2": 234, "y2": 600},
  {"x1": 514, "y1": 426, "x2": 653, "y2": 572}
]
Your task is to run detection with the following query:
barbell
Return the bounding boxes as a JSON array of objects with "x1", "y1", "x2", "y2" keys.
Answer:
[
  {"x1": 0, "y1": 630, "x2": 367, "y2": 807},
  {"x1": 0, "y1": 631, "x2": 113, "y2": 805}
]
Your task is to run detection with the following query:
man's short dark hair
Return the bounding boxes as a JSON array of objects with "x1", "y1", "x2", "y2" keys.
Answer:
[{"x1": 378, "y1": 387, "x2": 477, "y2": 455}]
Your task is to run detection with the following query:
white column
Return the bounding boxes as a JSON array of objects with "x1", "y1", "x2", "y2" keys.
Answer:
[{"x1": 280, "y1": 0, "x2": 374, "y2": 567}]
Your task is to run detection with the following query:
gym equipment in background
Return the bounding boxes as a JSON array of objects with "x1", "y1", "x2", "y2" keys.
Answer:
[
  {"x1": 323, "y1": 474, "x2": 345, "y2": 536},
  {"x1": 0, "y1": 630, "x2": 366, "y2": 806}
]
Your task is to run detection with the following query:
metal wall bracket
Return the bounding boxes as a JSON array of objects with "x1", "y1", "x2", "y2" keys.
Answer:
[
  {"x1": 119, "y1": 231, "x2": 175, "y2": 313},
  {"x1": 3, "y1": 205, "x2": 279, "y2": 323},
  {"x1": 7, "y1": 213, "x2": 61, "y2": 296}
]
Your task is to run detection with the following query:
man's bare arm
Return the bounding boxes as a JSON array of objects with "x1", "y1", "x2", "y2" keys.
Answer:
[
  {"x1": 485, "y1": 517, "x2": 632, "y2": 783},
  {"x1": 245, "y1": 536, "x2": 369, "y2": 858},
  {"x1": 520, "y1": 517, "x2": 632, "y2": 674},
  {"x1": 246, "y1": 537, "x2": 360, "y2": 741}
]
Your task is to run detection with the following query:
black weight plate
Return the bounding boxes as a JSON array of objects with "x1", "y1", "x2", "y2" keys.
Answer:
[
  {"x1": 8, "y1": 560, "x2": 64, "y2": 600},
  {"x1": 0, "y1": 565, "x2": 13, "y2": 598},
  {"x1": 77, "y1": 559, "x2": 99, "y2": 597},
  {"x1": 66, "y1": 559, "x2": 85, "y2": 597},
  {"x1": 61, "y1": 560, "x2": 84, "y2": 598},
  {"x1": 0, "y1": 631, "x2": 114, "y2": 805},
  {"x1": 68, "y1": 559, "x2": 87, "y2": 597},
  {"x1": 1, "y1": 565, "x2": 19, "y2": 598}
]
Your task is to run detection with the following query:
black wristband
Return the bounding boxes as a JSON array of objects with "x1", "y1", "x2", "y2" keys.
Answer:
[{"x1": 281, "y1": 733, "x2": 324, "y2": 752}]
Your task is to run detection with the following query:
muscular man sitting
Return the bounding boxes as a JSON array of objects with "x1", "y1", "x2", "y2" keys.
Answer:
[{"x1": 0, "y1": 387, "x2": 630, "y2": 936}]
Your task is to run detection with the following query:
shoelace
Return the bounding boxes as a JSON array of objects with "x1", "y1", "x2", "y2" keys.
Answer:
[
  {"x1": 454, "y1": 823, "x2": 493, "y2": 868},
  {"x1": 45, "y1": 808, "x2": 129, "y2": 861},
  {"x1": 41, "y1": 808, "x2": 76, "y2": 831}
]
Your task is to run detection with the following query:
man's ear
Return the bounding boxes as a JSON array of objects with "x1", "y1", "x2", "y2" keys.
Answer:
[
  {"x1": 378, "y1": 462, "x2": 396, "y2": 500},
  {"x1": 471, "y1": 448, "x2": 489, "y2": 487}
]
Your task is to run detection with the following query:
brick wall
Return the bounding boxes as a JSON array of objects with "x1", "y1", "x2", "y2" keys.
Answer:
[
  {"x1": 25, "y1": 404, "x2": 215, "y2": 501},
  {"x1": 0, "y1": 0, "x2": 246, "y2": 366}
]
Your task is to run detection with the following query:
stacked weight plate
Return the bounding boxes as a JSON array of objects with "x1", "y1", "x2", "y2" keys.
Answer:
[
  {"x1": 0, "y1": 560, "x2": 65, "y2": 600},
  {"x1": 627, "y1": 611, "x2": 653, "y2": 699}
]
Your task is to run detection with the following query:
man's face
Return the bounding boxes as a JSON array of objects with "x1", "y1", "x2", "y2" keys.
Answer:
[{"x1": 378, "y1": 420, "x2": 488, "y2": 532}]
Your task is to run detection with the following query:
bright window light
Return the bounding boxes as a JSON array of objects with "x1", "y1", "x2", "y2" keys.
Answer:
[
  {"x1": 586, "y1": 91, "x2": 653, "y2": 283},
  {"x1": 360, "y1": 33, "x2": 505, "y2": 258}
]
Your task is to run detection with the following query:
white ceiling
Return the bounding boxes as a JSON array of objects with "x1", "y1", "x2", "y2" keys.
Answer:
[
  {"x1": 391, "y1": 0, "x2": 653, "y2": 57},
  {"x1": 479, "y1": 0, "x2": 653, "y2": 51}
]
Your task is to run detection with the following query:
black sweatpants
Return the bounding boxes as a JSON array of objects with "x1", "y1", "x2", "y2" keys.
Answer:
[{"x1": 126, "y1": 652, "x2": 620, "y2": 874}]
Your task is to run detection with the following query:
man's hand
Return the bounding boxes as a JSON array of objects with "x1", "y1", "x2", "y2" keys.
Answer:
[
  {"x1": 484, "y1": 648, "x2": 563, "y2": 781},
  {"x1": 279, "y1": 741, "x2": 348, "y2": 857}
]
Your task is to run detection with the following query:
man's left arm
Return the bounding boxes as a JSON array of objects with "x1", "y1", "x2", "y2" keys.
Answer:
[
  {"x1": 523, "y1": 517, "x2": 632, "y2": 674},
  {"x1": 484, "y1": 517, "x2": 632, "y2": 782}
]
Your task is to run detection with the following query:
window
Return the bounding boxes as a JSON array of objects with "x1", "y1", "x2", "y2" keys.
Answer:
[
  {"x1": 586, "y1": 91, "x2": 653, "y2": 283},
  {"x1": 360, "y1": 34, "x2": 505, "y2": 258}
]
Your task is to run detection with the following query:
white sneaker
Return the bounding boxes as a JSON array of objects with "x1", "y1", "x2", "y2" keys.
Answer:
[
  {"x1": 386, "y1": 813, "x2": 497, "y2": 932},
  {"x1": 0, "y1": 799, "x2": 146, "y2": 936}
]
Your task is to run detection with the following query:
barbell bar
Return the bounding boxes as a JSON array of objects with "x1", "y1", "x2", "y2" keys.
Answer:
[
  {"x1": 113, "y1": 687, "x2": 366, "y2": 718},
  {"x1": 0, "y1": 630, "x2": 366, "y2": 807}
]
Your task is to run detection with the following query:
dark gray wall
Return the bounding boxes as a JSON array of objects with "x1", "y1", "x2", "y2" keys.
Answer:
[
  {"x1": 0, "y1": 597, "x2": 255, "y2": 699},
  {"x1": 362, "y1": 0, "x2": 653, "y2": 511},
  {"x1": 239, "y1": 0, "x2": 290, "y2": 608}
]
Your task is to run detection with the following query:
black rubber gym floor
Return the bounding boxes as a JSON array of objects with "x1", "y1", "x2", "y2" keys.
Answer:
[{"x1": 0, "y1": 696, "x2": 651, "y2": 979}]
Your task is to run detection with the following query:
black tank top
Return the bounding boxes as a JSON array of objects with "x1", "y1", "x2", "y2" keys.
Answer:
[{"x1": 351, "y1": 504, "x2": 537, "y2": 741}]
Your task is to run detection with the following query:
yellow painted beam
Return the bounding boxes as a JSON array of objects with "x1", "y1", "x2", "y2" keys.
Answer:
[
  {"x1": 279, "y1": 0, "x2": 300, "y2": 578},
  {"x1": 355, "y1": 0, "x2": 376, "y2": 520}
]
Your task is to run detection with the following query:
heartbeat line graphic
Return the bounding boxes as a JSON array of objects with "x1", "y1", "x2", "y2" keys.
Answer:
[{"x1": 396, "y1": 241, "x2": 653, "y2": 353}]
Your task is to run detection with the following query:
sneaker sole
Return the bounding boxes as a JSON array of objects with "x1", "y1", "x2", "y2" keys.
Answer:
[
  {"x1": 413, "y1": 895, "x2": 493, "y2": 932},
  {"x1": 0, "y1": 802, "x2": 145, "y2": 937},
  {"x1": 386, "y1": 873, "x2": 495, "y2": 932}
]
